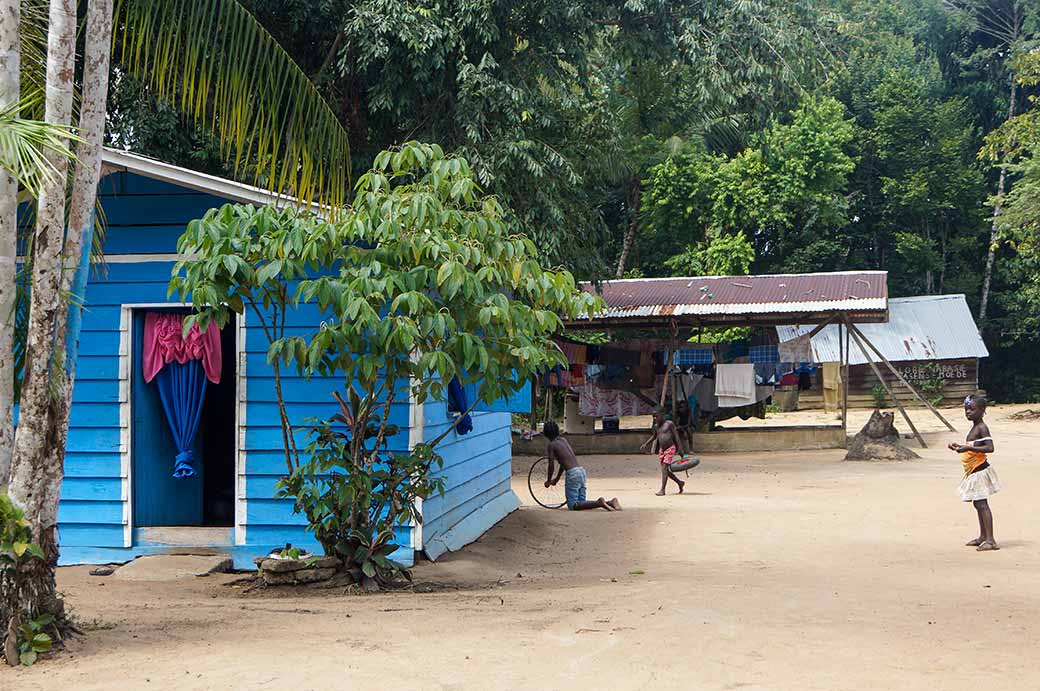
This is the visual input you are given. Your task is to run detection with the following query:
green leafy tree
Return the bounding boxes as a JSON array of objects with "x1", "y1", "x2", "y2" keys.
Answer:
[
  {"x1": 642, "y1": 96, "x2": 858, "y2": 274},
  {"x1": 172, "y1": 143, "x2": 602, "y2": 582},
  {"x1": 242, "y1": 0, "x2": 839, "y2": 277},
  {"x1": 980, "y1": 52, "x2": 1040, "y2": 345}
]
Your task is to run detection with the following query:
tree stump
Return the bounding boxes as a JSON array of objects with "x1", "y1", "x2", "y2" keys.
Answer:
[{"x1": 844, "y1": 409, "x2": 920, "y2": 461}]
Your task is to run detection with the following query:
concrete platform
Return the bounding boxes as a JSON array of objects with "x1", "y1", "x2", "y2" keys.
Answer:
[
  {"x1": 111, "y1": 554, "x2": 234, "y2": 581},
  {"x1": 514, "y1": 425, "x2": 847, "y2": 456}
]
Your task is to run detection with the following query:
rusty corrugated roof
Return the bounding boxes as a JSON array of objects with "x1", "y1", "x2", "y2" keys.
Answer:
[{"x1": 571, "y1": 271, "x2": 888, "y2": 327}]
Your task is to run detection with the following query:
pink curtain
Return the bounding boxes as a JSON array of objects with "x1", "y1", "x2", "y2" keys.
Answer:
[{"x1": 142, "y1": 312, "x2": 222, "y2": 384}]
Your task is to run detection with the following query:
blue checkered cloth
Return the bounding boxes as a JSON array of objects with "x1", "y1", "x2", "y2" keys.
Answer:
[
  {"x1": 672, "y1": 347, "x2": 714, "y2": 366},
  {"x1": 749, "y1": 345, "x2": 780, "y2": 364}
]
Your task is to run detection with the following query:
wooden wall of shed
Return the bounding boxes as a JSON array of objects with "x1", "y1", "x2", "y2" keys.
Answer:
[{"x1": 800, "y1": 358, "x2": 981, "y2": 410}]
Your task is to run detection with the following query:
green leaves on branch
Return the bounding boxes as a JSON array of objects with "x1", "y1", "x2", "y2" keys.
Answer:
[
  {"x1": 645, "y1": 96, "x2": 858, "y2": 274},
  {"x1": 174, "y1": 141, "x2": 601, "y2": 408},
  {"x1": 172, "y1": 143, "x2": 602, "y2": 580}
]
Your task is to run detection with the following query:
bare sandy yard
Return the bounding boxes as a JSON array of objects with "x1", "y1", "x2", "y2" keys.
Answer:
[{"x1": 6, "y1": 405, "x2": 1040, "y2": 690}]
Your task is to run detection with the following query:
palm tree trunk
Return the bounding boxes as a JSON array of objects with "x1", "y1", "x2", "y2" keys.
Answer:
[
  {"x1": 979, "y1": 74, "x2": 1020, "y2": 326},
  {"x1": 615, "y1": 181, "x2": 641, "y2": 279},
  {"x1": 52, "y1": 0, "x2": 114, "y2": 461},
  {"x1": 0, "y1": 0, "x2": 19, "y2": 491},
  {"x1": 5, "y1": 0, "x2": 76, "y2": 631}
]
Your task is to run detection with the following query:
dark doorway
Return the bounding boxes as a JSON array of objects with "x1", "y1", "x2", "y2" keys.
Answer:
[{"x1": 132, "y1": 309, "x2": 236, "y2": 528}]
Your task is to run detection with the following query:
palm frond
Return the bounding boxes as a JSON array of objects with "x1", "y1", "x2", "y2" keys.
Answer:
[
  {"x1": 114, "y1": 0, "x2": 351, "y2": 210},
  {"x1": 0, "y1": 96, "x2": 80, "y2": 197},
  {"x1": 18, "y1": 0, "x2": 50, "y2": 121}
]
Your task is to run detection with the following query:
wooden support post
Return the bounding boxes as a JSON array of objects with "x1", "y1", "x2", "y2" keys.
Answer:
[
  {"x1": 659, "y1": 349, "x2": 673, "y2": 409},
  {"x1": 839, "y1": 321, "x2": 847, "y2": 431},
  {"x1": 847, "y1": 322, "x2": 957, "y2": 432},
  {"x1": 670, "y1": 336, "x2": 679, "y2": 423},
  {"x1": 844, "y1": 317, "x2": 927, "y2": 448},
  {"x1": 843, "y1": 321, "x2": 850, "y2": 431}
]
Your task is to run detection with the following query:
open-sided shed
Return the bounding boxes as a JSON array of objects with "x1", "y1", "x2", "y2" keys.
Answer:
[
  {"x1": 777, "y1": 295, "x2": 989, "y2": 409},
  {"x1": 553, "y1": 270, "x2": 959, "y2": 451}
]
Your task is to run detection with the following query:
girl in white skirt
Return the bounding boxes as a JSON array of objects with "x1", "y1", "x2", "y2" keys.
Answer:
[{"x1": 948, "y1": 395, "x2": 1000, "y2": 551}]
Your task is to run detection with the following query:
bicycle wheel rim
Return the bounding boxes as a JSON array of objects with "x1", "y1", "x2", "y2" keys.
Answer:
[{"x1": 527, "y1": 457, "x2": 567, "y2": 509}]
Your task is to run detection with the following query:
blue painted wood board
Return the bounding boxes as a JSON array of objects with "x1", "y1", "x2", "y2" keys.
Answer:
[
  {"x1": 61, "y1": 477, "x2": 122, "y2": 501},
  {"x1": 58, "y1": 501, "x2": 124, "y2": 524},
  {"x1": 58, "y1": 524, "x2": 124, "y2": 547},
  {"x1": 423, "y1": 490, "x2": 519, "y2": 561},
  {"x1": 63, "y1": 452, "x2": 122, "y2": 478}
]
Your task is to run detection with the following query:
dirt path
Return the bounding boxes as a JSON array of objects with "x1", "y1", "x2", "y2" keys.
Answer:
[{"x1": 6, "y1": 405, "x2": 1040, "y2": 690}]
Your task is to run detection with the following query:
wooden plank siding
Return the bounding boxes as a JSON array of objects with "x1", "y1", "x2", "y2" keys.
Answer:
[
  {"x1": 799, "y1": 358, "x2": 981, "y2": 410},
  {"x1": 420, "y1": 399, "x2": 519, "y2": 561},
  {"x1": 58, "y1": 169, "x2": 524, "y2": 569}
]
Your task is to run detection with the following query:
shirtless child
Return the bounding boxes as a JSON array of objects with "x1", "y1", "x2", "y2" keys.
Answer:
[
  {"x1": 651, "y1": 408, "x2": 687, "y2": 496},
  {"x1": 543, "y1": 421, "x2": 621, "y2": 511}
]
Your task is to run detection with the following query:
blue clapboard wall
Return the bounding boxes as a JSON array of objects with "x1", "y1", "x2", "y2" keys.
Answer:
[
  {"x1": 420, "y1": 402, "x2": 519, "y2": 561},
  {"x1": 57, "y1": 168, "x2": 526, "y2": 569}
]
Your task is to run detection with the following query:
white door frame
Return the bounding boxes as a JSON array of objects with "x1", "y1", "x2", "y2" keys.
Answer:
[{"x1": 119, "y1": 303, "x2": 245, "y2": 547}]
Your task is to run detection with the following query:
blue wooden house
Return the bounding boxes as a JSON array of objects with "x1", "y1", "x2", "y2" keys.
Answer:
[{"x1": 57, "y1": 148, "x2": 525, "y2": 568}]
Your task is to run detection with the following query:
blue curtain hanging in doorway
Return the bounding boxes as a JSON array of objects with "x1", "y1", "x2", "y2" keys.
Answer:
[
  {"x1": 142, "y1": 312, "x2": 222, "y2": 479},
  {"x1": 155, "y1": 360, "x2": 209, "y2": 479}
]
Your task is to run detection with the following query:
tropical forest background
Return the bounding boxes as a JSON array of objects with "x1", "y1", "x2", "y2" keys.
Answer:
[{"x1": 107, "y1": 0, "x2": 1040, "y2": 402}]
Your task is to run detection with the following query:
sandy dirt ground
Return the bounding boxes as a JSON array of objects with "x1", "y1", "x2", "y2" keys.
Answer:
[{"x1": 6, "y1": 405, "x2": 1040, "y2": 690}]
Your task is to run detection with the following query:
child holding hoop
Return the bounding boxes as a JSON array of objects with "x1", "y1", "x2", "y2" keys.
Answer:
[{"x1": 544, "y1": 421, "x2": 621, "y2": 511}]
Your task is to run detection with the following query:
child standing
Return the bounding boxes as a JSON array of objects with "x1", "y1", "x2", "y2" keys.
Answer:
[
  {"x1": 543, "y1": 421, "x2": 621, "y2": 511},
  {"x1": 651, "y1": 408, "x2": 688, "y2": 496},
  {"x1": 948, "y1": 395, "x2": 1000, "y2": 552}
]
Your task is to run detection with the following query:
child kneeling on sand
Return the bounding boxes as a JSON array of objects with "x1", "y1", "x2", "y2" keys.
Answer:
[{"x1": 543, "y1": 421, "x2": 621, "y2": 511}]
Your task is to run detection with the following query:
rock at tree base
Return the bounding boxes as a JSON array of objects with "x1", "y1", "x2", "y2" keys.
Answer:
[
  {"x1": 254, "y1": 556, "x2": 342, "y2": 585},
  {"x1": 845, "y1": 409, "x2": 920, "y2": 461}
]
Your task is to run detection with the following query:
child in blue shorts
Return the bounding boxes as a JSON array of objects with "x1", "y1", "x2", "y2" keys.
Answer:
[{"x1": 543, "y1": 421, "x2": 621, "y2": 511}]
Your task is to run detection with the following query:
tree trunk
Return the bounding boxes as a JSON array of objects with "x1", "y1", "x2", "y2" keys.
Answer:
[
  {"x1": 0, "y1": 0, "x2": 19, "y2": 490},
  {"x1": 979, "y1": 79, "x2": 1019, "y2": 326},
  {"x1": 51, "y1": 0, "x2": 115, "y2": 466},
  {"x1": 5, "y1": 0, "x2": 77, "y2": 634},
  {"x1": 924, "y1": 222, "x2": 933, "y2": 293},
  {"x1": 939, "y1": 219, "x2": 948, "y2": 293},
  {"x1": 614, "y1": 180, "x2": 641, "y2": 279}
]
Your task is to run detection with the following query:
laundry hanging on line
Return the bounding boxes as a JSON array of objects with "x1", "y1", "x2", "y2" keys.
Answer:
[{"x1": 714, "y1": 363, "x2": 757, "y2": 408}]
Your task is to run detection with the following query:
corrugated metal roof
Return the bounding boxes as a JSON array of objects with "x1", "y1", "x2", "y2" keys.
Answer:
[
  {"x1": 572, "y1": 271, "x2": 888, "y2": 327},
  {"x1": 776, "y1": 294, "x2": 989, "y2": 364}
]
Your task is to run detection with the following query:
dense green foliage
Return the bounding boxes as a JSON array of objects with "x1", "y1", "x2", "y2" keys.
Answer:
[{"x1": 116, "y1": 0, "x2": 1040, "y2": 401}]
